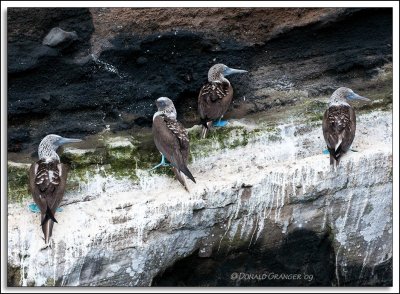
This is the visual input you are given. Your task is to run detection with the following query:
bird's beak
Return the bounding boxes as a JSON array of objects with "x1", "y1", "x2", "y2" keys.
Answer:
[
  {"x1": 58, "y1": 137, "x2": 83, "y2": 145},
  {"x1": 224, "y1": 67, "x2": 248, "y2": 76},
  {"x1": 349, "y1": 93, "x2": 371, "y2": 102}
]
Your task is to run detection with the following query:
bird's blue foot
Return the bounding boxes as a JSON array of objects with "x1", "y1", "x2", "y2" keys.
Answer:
[
  {"x1": 322, "y1": 149, "x2": 330, "y2": 155},
  {"x1": 28, "y1": 203, "x2": 40, "y2": 213},
  {"x1": 213, "y1": 119, "x2": 228, "y2": 127},
  {"x1": 150, "y1": 154, "x2": 171, "y2": 170},
  {"x1": 28, "y1": 203, "x2": 63, "y2": 213}
]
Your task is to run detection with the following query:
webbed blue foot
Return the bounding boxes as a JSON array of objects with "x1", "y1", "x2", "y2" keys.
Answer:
[
  {"x1": 150, "y1": 154, "x2": 171, "y2": 170},
  {"x1": 213, "y1": 119, "x2": 228, "y2": 127},
  {"x1": 322, "y1": 149, "x2": 330, "y2": 155},
  {"x1": 28, "y1": 203, "x2": 63, "y2": 213},
  {"x1": 28, "y1": 203, "x2": 40, "y2": 213}
]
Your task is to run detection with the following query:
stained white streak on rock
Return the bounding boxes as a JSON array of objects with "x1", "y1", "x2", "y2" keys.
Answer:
[{"x1": 8, "y1": 111, "x2": 392, "y2": 286}]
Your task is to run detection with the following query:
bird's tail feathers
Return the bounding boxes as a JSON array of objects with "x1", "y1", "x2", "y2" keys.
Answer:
[
  {"x1": 172, "y1": 167, "x2": 189, "y2": 191},
  {"x1": 328, "y1": 147, "x2": 342, "y2": 170},
  {"x1": 180, "y1": 165, "x2": 196, "y2": 184},
  {"x1": 41, "y1": 205, "x2": 58, "y2": 226}
]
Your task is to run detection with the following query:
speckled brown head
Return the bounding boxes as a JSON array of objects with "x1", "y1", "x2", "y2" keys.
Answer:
[
  {"x1": 154, "y1": 97, "x2": 177, "y2": 120},
  {"x1": 38, "y1": 134, "x2": 82, "y2": 160},
  {"x1": 330, "y1": 87, "x2": 371, "y2": 105},
  {"x1": 207, "y1": 63, "x2": 247, "y2": 82}
]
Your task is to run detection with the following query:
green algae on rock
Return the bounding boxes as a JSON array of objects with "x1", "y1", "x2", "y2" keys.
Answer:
[{"x1": 7, "y1": 162, "x2": 30, "y2": 203}]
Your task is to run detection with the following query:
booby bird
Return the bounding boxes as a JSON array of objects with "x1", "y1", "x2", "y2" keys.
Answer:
[
  {"x1": 322, "y1": 87, "x2": 370, "y2": 168},
  {"x1": 29, "y1": 134, "x2": 82, "y2": 248},
  {"x1": 152, "y1": 97, "x2": 196, "y2": 190},
  {"x1": 198, "y1": 63, "x2": 247, "y2": 138}
]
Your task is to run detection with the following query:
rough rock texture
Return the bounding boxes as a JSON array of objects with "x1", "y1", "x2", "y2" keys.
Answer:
[
  {"x1": 42, "y1": 27, "x2": 78, "y2": 47},
  {"x1": 7, "y1": 111, "x2": 392, "y2": 286},
  {"x1": 7, "y1": 7, "x2": 392, "y2": 152}
]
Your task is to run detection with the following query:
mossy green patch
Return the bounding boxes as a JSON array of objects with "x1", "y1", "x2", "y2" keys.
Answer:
[
  {"x1": 61, "y1": 131, "x2": 170, "y2": 185},
  {"x1": 7, "y1": 163, "x2": 30, "y2": 203},
  {"x1": 45, "y1": 277, "x2": 55, "y2": 286},
  {"x1": 188, "y1": 125, "x2": 276, "y2": 160},
  {"x1": 61, "y1": 148, "x2": 106, "y2": 167},
  {"x1": 303, "y1": 99, "x2": 327, "y2": 122},
  {"x1": 7, "y1": 264, "x2": 21, "y2": 286}
]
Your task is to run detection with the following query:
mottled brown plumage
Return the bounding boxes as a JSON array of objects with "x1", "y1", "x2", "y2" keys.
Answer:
[
  {"x1": 153, "y1": 97, "x2": 195, "y2": 190},
  {"x1": 29, "y1": 159, "x2": 68, "y2": 245},
  {"x1": 322, "y1": 105, "x2": 356, "y2": 166},
  {"x1": 198, "y1": 81, "x2": 233, "y2": 122},
  {"x1": 29, "y1": 134, "x2": 82, "y2": 248},
  {"x1": 322, "y1": 87, "x2": 370, "y2": 168},
  {"x1": 198, "y1": 64, "x2": 247, "y2": 138}
]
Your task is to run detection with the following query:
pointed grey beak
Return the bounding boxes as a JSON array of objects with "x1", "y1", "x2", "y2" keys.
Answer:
[
  {"x1": 223, "y1": 67, "x2": 248, "y2": 76},
  {"x1": 58, "y1": 137, "x2": 83, "y2": 146},
  {"x1": 348, "y1": 92, "x2": 371, "y2": 102}
]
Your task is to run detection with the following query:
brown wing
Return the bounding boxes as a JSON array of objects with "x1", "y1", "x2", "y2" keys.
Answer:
[
  {"x1": 198, "y1": 81, "x2": 233, "y2": 121},
  {"x1": 322, "y1": 105, "x2": 356, "y2": 154},
  {"x1": 29, "y1": 159, "x2": 68, "y2": 214},
  {"x1": 152, "y1": 115, "x2": 195, "y2": 183}
]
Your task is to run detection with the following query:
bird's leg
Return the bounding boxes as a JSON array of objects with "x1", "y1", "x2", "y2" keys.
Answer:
[
  {"x1": 322, "y1": 149, "x2": 330, "y2": 155},
  {"x1": 201, "y1": 121, "x2": 212, "y2": 139},
  {"x1": 40, "y1": 240, "x2": 52, "y2": 251},
  {"x1": 213, "y1": 117, "x2": 228, "y2": 127},
  {"x1": 149, "y1": 154, "x2": 171, "y2": 170}
]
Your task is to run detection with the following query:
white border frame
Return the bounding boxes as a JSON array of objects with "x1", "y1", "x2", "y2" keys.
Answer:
[{"x1": 1, "y1": 1, "x2": 398, "y2": 293}]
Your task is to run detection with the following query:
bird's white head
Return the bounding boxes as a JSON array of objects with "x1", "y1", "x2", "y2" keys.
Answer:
[
  {"x1": 330, "y1": 87, "x2": 371, "y2": 106},
  {"x1": 38, "y1": 134, "x2": 82, "y2": 160},
  {"x1": 154, "y1": 97, "x2": 177, "y2": 120},
  {"x1": 207, "y1": 63, "x2": 247, "y2": 83}
]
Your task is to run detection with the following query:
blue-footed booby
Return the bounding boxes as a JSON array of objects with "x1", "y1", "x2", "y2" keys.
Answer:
[
  {"x1": 322, "y1": 87, "x2": 370, "y2": 168},
  {"x1": 29, "y1": 134, "x2": 82, "y2": 249},
  {"x1": 198, "y1": 63, "x2": 247, "y2": 138},
  {"x1": 152, "y1": 97, "x2": 196, "y2": 190}
]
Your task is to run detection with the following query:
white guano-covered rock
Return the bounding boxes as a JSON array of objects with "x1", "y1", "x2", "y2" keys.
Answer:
[{"x1": 7, "y1": 111, "x2": 392, "y2": 286}]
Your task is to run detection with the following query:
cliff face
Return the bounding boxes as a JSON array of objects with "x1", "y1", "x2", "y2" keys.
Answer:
[
  {"x1": 7, "y1": 7, "x2": 393, "y2": 287},
  {"x1": 7, "y1": 111, "x2": 392, "y2": 286}
]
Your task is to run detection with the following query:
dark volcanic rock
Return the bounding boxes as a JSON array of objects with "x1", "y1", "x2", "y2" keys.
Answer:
[
  {"x1": 8, "y1": 8, "x2": 93, "y2": 73},
  {"x1": 153, "y1": 229, "x2": 337, "y2": 286},
  {"x1": 7, "y1": 8, "x2": 392, "y2": 154},
  {"x1": 153, "y1": 228, "x2": 392, "y2": 286}
]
